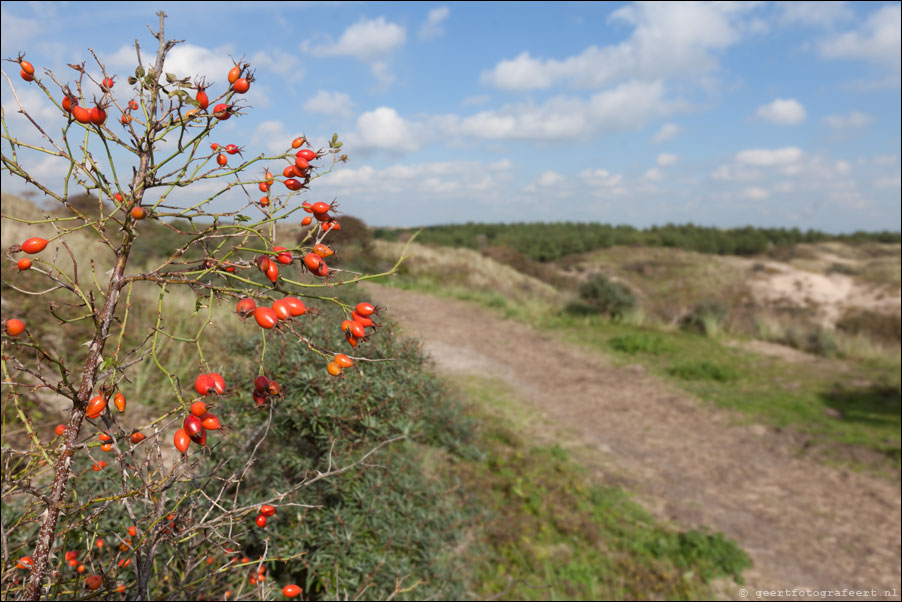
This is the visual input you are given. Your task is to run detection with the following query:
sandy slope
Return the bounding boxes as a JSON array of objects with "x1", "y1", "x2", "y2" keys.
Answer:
[{"x1": 365, "y1": 282, "x2": 902, "y2": 601}]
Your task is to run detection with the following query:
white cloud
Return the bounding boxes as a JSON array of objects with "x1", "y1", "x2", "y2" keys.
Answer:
[
  {"x1": 454, "y1": 80, "x2": 682, "y2": 141},
  {"x1": 309, "y1": 17, "x2": 406, "y2": 60},
  {"x1": 834, "y1": 160, "x2": 852, "y2": 176},
  {"x1": 736, "y1": 147, "x2": 804, "y2": 166},
  {"x1": 251, "y1": 120, "x2": 291, "y2": 154},
  {"x1": 2, "y1": 85, "x2": 58, "y2": 124},
  {"x1": 754, "y1": 98, "x2": 806, "y2": 125},
  {"x1": 369, "y1": 61, "x2": 396, "y2": 87},
  {"x1": 652, "y1": 123, "x2": 683, "y2": 143},
  {"x1": 304, "y1": 90, "x2": 353, "y2": 119},
  {"x1": 580, "y1": 168, "x2": 625, "y2": 194},
  {"x1": 305, "y1": 17, "x2": 406, "y2": 87},
  {"x1": 343, "y1": 81, "x2": 684, "y2": 152},
  {"x1": 820, "y1": 5, "x2": 901, "y2": 67},
  {"x1": 537, "y1": 171, "x2": 565, "y2": 187},
  {"x1": 419, "y1": 6, "x2": 450, "y2": 41},
  {"x1": 824, "y1": 111, "x2": 873, "y2": 129},
  {"x1": 872, "y1": 155, "x2": 898, "y2": 167},
  {"x1": 873, "y1": 171, "x2": 901, "y2": 189},
  {"x1": 710, "y1": 164, "x2": 762, "y2": 182},
  {"x1": 657, "y1": 153, "x2": 678, "y2": 166},
  {"x1": 158, "y1": 44, "x2": 235, "y2": 81},
  {"x1": 0, "y1": 10, "x2": 43, "y2": 53},
  {"x1": 350, "y1": 107, "x2": 421, "y2": 152},
  {"x1": 252, "y1": 49, "x2": 304, "y2": 82},
  {"x1": 480, "y1": 2, "x2": 750, "y2": 91},
  {"x1": 644, "y1": 168, "x2": 664, "y2": 181},
  {"x1": 742, "y1": 187, "x2": 770, "y2": 200},
  {"x1": 320, "y1": 159, "x2": 513, "y2": 200},
  {"x1": 778, "y1": 2, "x2": 853, "y2": 27}
]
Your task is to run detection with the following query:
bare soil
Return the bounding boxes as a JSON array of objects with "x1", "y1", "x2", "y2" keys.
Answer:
[
  {"x1": 364, "y1": 282, "x2": 902, "y2": 601},
  {"x1": 749, "y1": 260, "x2": 900, "y2": 327}
]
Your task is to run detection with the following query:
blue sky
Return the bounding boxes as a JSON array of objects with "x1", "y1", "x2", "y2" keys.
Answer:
[{"x1": 1, "y1": 1, "x2": 900, "y2": 231}]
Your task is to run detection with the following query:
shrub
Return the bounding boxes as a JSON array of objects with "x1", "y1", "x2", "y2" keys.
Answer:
[
  {"x1": 576, "y1": 274, "x2": 637, "y2": 319},
  {"x1": 680, "y1": 301, "x2": 728, "y2": 336},
  {"x1": 608, "y1": 333, "x2": 673, "y2": 355},
  {"x1": 837, "y1": 310, "x2": 901, "y2": 344},
  {"x1": 667, "y1": 361, "x2": 739, "y2": 382},
  {"x1": 0, "y1": 15, "x2": 422, "y2": 600}
]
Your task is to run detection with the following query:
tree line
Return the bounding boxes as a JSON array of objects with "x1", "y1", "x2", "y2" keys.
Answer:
[{"x1": 374, "y1": 222, "x2": 901, "y2": 262}]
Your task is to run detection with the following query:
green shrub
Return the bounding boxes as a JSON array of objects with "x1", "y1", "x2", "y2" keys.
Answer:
[
  {"x1": 667, "y1": 361, "x2": 739, "y2": 382},
  {"x1": 680, "y1": 301, "x2": 727, "y2": 336},
  {"x1": 211, "y1": 301, "x2": 477, "y2": 600},
  {"x1": 837, "y1": 310, "x2": 901, "y2": 344},
  {"x1": 577, "y1": 274, "x2": 637, "y2": 318},
  {"x1": 648, "y1": 530, "x2": 751, "y2": 584},
  {"x1": 608, "y1": 333, "x2": 673, "y2": 355},
  {"x1": 781, "y1": 324, "x2": 840, "y2": 357}
]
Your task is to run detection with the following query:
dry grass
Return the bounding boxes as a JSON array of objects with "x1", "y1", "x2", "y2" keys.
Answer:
[
  {"x1": 2, "y1": 193, "x2": 241, "y2": 437},
  {"x1": 562, "y1": 246, "x2": 753, "y2": 324},
  {"x1": 373, "y1": 240, "x2": 568, "y2": 309}
]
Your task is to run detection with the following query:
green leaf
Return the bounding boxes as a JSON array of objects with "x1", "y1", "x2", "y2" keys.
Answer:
[
  {"x1": 135, "y1": 66, "x2": 145, "y2": 79},
  {"x1": 235, "y1": 214, "x2": 251, "y2": 223}
]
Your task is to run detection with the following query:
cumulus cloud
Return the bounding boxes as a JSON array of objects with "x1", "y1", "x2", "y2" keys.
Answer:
[
  {"x1": 343, "y1": 81, "x2": 685, "y2": 155},
  {"x1": 824, "y1": 111, "x2": 873, "y2": 129},
  {"x1": 580, "y1": 168, "x2": 626, "y2": 195},
  {"x1": 754, "y1": 98, "x2": 806, "y2": 125},
  {"x1": 742, "y1": 187, "x2": 770, "y2": 200},
  {"x1": 125, "y1": 43, "x2": 235, "y2": 81},
  {"x1": 480, "y1": 2, "x2": 751, "y2": 91},
  {"x1": 453, "y1": 80, "x2": 683, "y2": 141},
  {"x1": 306, "y1": 17, "x2": 406, "y2": 87},
  {"x1": 308, "y1": 17, "x2": 406, "y2": 60},
  {"x1": 0, "y1": 10, "x2": 43, "y2": 52},
  {"x1": 320, "y1": 159, "x2": 514, "y2": 200},
  {"x1": 304, "y1": 90, "x2": 353, "y2": 119},
  {"x1": 350, "y1": 107, "x2": 421, "y2": 152},
  {"x1": 251, "y1": 120, "x2": 291, "y2": 154},
  {"x1": 644, "y1": 168, "x2": 664, "y2": 181},
  {"x1": 736, "y1": 147, "x2": 804, "y2": 166},
  {"x1": 657, "y1": 153, "x2": 678, "y2": 166},
  {"x1": 535, "y1": 171, "x2": 565, "y2": 187},
  {"x1": 252, "y1": 49, "x2": 304, "y2": 82},
  {"x1": 419, "y1": 6, "x2": 450, "y2": 41},
  {"x1": 778, "y1": 2, "x2": 853, "y2": 27},
  {"x1": 873, "y1": 173, "x2": 901, "y2": 189},
  {"x1": 820, "y1": 4, "x2": 901, "y2": 66},
  {"x1": 652, "y1": 123, "x2": 683, "y2": 143},
  {"x1": 711, "y1": 149, "x2": 862, "y2": 192}
]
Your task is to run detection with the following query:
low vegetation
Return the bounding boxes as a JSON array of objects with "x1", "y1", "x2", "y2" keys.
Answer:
[
  {"x1": 375, "y1": 222, "x2": 900, "y2": 262},
  {"x1": 447, "y1": 377, "x2": 751, "y2": 600},
  {"x1": 369, "y1": 235, "x2": 901, "y2": 474}
]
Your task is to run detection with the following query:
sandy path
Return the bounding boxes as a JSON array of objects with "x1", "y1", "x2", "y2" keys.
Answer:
[{"x1": 364, "y1": 283, "x2": 902, "y2": 601}]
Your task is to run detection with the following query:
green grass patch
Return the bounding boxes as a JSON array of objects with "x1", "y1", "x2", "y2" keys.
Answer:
[
  {"x1": 553, "y1": 315, "x2": 901, "y2": 473},
  {"x1": 448, "y1": 376, "x2": 751, "y2": 600},
  {"x1": 608, "y1": 333, "x2": 674, "y2": 355},
  {"x1": 381, "y1": 269, "x2": 901, "y2": 473},
  {"x1": 667, "y1": 361, "x2": 739, "y2": 383}
]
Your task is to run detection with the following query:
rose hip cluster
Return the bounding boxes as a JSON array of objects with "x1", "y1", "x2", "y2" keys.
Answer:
[
  {"x1": 172, "y1": 374, "x2": 226, "y2": 454},
  {"x1": 251, "y1": 374, "x2": 281, "y2": 407}
]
